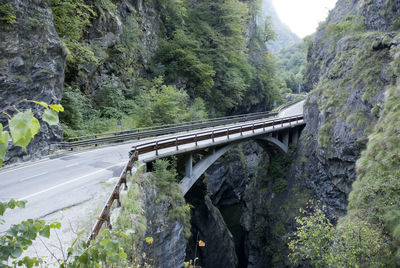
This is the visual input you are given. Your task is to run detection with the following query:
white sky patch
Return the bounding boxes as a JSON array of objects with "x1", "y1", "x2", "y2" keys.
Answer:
[{"x1": 272, "y1": 0, "x2": 337, "y2": 38}]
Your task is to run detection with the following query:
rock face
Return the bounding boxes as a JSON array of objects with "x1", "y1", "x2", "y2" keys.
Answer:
[
  {"x1": 186, "y1": 184, "x2": 238, "y2": 268},
  {"x1": 186, "y1": 141, "x2": 284, "y2": 267},
  {"x1": 0, "y1": 0, "x2": 66, "y2": 164},
  {"x1": 62, "y1": 0, "x2": 160, "y2": 98},
  {"x1": 299, "y1": 0, "x2": 400, "y2": 218},
  {"x1": 141, "y1": 176, "x2": 187, "y2": 268}
]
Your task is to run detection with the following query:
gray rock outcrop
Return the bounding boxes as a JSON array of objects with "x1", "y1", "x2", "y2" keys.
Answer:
[
  {"x1": 0, "y1": 0, "x2": 66, "y2": 164},
  {"x1": 299, "y1": 0, "x2": 400, "y2": 217}
]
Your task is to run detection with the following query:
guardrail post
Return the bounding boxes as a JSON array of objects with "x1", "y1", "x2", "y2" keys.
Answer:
[
  {"x1": 105, "y1": 205, "x2": 112, "y2": 229},
  {"x1": 227, "y1": 129, "x2": 230, "y2": 139},
  {"x1": 175, "y1": 137, "x2": 179, "y2": 150},
  {"x1": 273, "y1": 119, "x2": 275, "y2": 129},
  {"x1": 252, "y1": 124, "x2": 255, "y2": 133},
  {"x1": 195, "y1": 134, "x2": 198, "y2": 146},
  {"x1": 155, "y1": 142, "x2": 159, "y2": 156},
  {"x1": 212, "y1": 131, "x2": 215, "y2": 142},
  {"x1": 263, "y1": 122, "x2": 266, "y2": 131},
  {"x1": 240, "y1": 126, "x2": 243, "y2": 136},
  {"x1": 114, "y1": 185, "x2": 121, "y2": 207},
  {"x1": 121, "y1": 173, "x2": 128, "y2": 190}
]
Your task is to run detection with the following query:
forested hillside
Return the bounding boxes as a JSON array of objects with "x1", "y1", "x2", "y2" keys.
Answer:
[
  {"x1": 275, "y1": 41, "x2": 307, "y2": 93},
  {"x1": 52, "y1": 0, "x2": 282, "y2": 137}
]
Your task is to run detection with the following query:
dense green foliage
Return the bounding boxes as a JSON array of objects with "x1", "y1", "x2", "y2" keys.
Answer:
[
  {"x1": 49, "y1": 0, "x2": 283, "y2": 137},
  {"x1": 0, "y1": 3, "x2": 16, "y2": 25},
  {"x1": 274, "y1": 41, "x2": 307, "y2": 94},
  {"x1": 156, "y1": 0, "x2": 280, "y2": 114},
  {"x1": 346, "y1": 82, "x2": 400, "y2": 261},
  {"x1": 265, "y1": 151, "x2": 292, "y2": 194},
  {"x1": 325, "y1": 14, "x2": 366, "y2": 40},
  {"x1": 0, "y1": 200, "x2": 61, "y2": 267},
  {"x1": 289, "y1": 203, "x2": 390, "y2": 267}
]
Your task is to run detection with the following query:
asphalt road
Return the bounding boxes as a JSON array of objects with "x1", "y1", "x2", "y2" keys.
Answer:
[{"x1": 0, "y1": 100, "x2": 304, "y2": 232}]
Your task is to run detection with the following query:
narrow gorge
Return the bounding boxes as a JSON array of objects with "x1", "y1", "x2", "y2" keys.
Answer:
[{"x1": 1, "y1": 0, "x2": 400, "y2": 267}]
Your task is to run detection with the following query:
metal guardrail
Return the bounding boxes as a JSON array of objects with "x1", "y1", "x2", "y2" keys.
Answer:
[
  {"x1": 86, "y1": 113, "x2": 305, "y2": 245},
  {"x1": 64, "y1": 110, "x2": 277, "y2": 142},
  {"x1": 61, "y1": 97, "x2": 306, "y2": 150},
  {"x1": 59, "y1": 111, "x2": 279, "y2": 149},
  {"x1": 275, "y1": 96, "x2": 307, "y2": 114}
]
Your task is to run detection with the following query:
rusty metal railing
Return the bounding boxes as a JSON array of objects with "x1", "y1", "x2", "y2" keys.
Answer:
[{"x1": 86, "y1": 114, "x2": 305, "y2": 245}]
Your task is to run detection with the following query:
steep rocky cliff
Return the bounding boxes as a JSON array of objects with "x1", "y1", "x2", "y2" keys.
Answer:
[
  {"x1": 299, "y1": 0, "x2": 400, "y2": 218},
  {"x1": 0, "y1": 0, "x2": 66, "y2": 164}
]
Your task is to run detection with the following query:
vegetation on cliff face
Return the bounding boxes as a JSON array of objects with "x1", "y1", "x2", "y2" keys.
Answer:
[
  {"x1": 346, "y1": 80, "x2": 400, "y2": 261},
  {"x1": 292, "y1": 0, "x2": 400, "y2": 265},
  {"x1": 115, "y1": 159, "x2": 191, "y2": 266},
  {"x1": 47, "y1": 0, "x2": 283, "y2": 137}
]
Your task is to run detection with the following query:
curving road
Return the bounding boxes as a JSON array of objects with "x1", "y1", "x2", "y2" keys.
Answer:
[{"x1": 0, "y1": 100, "x2": 304, "y2": 232}]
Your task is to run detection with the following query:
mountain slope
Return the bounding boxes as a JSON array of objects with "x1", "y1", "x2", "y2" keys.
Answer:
[{"x1": 261, "y1": 0, "x2": 300, "y2": 53}]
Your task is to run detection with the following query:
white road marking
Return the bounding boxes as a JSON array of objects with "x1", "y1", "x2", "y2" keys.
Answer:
[
  {"x1": 0, "y1": 158, "x2": 52, "y2": 175},
  {"x1": 0, "y1": 144, "x2": 131, "y2": 176},
  {"x1": 18, "y1": 171, "x2": 48, "y2": 182},
  {"x1": 18, "y1": 162, "x2": 126, "y2": 201},
  {"x1": 65, "y1": 163, "x2": 80, "y2": 168}
]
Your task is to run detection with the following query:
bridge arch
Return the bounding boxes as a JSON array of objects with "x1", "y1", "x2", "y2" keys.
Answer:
[{"x1": 177, "y1": 131, "x2": 297, "y2": 195}]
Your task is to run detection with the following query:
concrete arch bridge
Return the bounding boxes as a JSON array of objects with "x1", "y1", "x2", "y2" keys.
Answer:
[{"x1": 88, "y1": 100, "x2": 306, "y2": 243}]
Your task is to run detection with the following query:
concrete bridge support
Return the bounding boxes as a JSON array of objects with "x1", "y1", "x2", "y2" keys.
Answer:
[
  {"x1": 185, "y1": 154, "x2": 193, "y2": 177},
  {"x1": 291, "y1": 128, "x2": 299, "y2": 146}
]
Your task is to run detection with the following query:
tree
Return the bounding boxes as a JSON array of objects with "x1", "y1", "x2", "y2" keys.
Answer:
[{"x1": 288, "y1": 202, "x2": 390, "y2": 267}]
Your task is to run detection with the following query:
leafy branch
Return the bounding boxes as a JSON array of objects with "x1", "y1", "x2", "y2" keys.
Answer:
[{"x1": 0, "y1": 100, "x2": 64, "y2": 166}]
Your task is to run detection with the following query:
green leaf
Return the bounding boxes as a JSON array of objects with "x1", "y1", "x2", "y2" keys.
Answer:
[
  {"x1": 9, "y1": 110, "x2": 40, "y2": 148},
  {"x1": 50, "y1": 222, "x2": 61, "y2": 229},
  {"x1": 39, "y1": 225, "x2": 50, "y2": 238},
  {"x1": 0, "y1": 202, "x2": 5, "y2": 216},
  {"x1": 32, "y1": 101, "x2": 48, "y2": 109},
  {"x1": 49, "y1": 104, "x2": 64, "y2": 112},
  {"x1": 11, "y1": 247, "x2": 22, "y2": 258},
  {"x1": 18, "y1": 200, "x2": 27, "y2": 208},
  {"x1": 0, "y1": 123, "x2": 9, "y2": 166},
  {"x1": 8, "y1": 199, "x2": 16, "y2": 209},
  {"x1": 119, "y1": 251, "x2": 127, "y2": 260},
  {"x1": 42, "y1": 109, "x2": 59, "y2": 125},
  {"x1": 145, "y1": 237, "x2": 154, "y2": 244},
  {"x1": 119, "y1": 232, "x2": 128, "y2": 238}
]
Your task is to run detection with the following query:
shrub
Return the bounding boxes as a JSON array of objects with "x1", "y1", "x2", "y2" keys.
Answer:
[
  {"x1": 325, "y1": 14, "x2": 365, "y2": 40},
  {"x1": 0, "y1": 3, "x2": 16, "y2": 25},
  {"x1": 289, "y1": 202, "x2": 390, "y2": 267}
]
